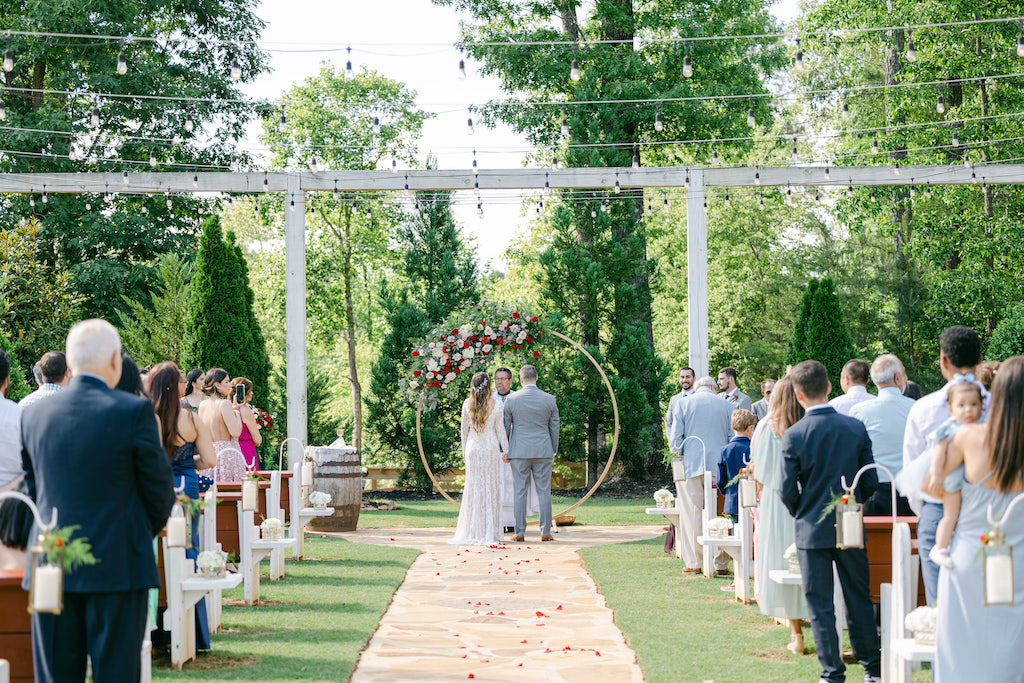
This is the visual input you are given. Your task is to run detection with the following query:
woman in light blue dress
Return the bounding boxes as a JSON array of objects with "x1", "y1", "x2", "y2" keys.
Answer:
[
  {"x1": 932, "y1": 356, "x2": 1024, "y2": 683},
  {"x1": 750, "y1": 377, "x2": 809, "y2": 655}
]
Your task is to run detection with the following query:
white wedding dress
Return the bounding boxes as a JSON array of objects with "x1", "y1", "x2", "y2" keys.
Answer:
[{"x1": 450, "y1": 398, "x2": 509, "y2": 546}]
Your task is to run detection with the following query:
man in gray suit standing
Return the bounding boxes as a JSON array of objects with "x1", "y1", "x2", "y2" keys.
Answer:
[{"x1": 503, "y1": 365, "x2": 559, "y2": 542}]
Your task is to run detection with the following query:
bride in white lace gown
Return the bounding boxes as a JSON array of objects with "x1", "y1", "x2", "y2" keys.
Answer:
[{"x1": 450, "y1": 372, "x2": 509, "y2": 546}]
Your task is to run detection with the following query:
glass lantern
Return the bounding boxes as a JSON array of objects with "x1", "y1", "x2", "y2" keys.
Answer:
[
  {"x1": 242, "y1": 474, "x2": 259, "y2": 512},
  {"x1": 166, "y1": 501, "x2": 190, "y2": 549},
  {"x1": 835, "y1": 499, "x2": 864, "y2": 549},
  {"x1": 738, "y1": 475, "x2": 757, "y2": 508},
  {"x1": 983, "y1": 530, "x2": 1014, "y2": 606},
  {"x1": 28, "y1": 541, "x2": 63, "y2": 614},
  {"x1": 301, "y1": 459, "x2": 314, "y2": 488}
]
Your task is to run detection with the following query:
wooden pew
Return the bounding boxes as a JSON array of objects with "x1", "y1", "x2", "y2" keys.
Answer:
[
  {"x1": 0, "y1": 569, "x2": 31, "y2": 682},
  {"x1": 865, "y1": 516, "x2": 927, "y2": 606}
]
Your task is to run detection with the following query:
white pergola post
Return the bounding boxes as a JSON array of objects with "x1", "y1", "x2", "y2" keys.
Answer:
[
  {"x1": 284, "y1": 174, "x2": 307, "y2": 467},
  {"x1": 686, "y1": 169, "x2": 709, "y2": 378}
]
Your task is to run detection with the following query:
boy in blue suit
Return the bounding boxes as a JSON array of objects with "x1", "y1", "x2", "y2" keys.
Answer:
[{"x1": 717, "y1": 409, "x2": 756, "y2": 523}]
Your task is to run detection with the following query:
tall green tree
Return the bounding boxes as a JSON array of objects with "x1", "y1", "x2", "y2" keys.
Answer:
[
  {"x1": 0, "y1": 331, "x2": 32, "y2": 402},
  {"x1": 787, "y1": 279, "x2": 819, "y2": 367},
  {"x1": 117, "y1": 252, "x2": 193, "y2": 366},
  {"x1": 803, "y1": 278, "x2": 856, "y2": 396},
  {"x1": 185, "y1": 216, "x2": 269, "y2": 403},
  {"x1": 0, "y1": 0, "x2": 268, "y2": 319},
  {"x1": 261, "y1": 64, "x2": 429, "y2": 452},
  {"x1": 366, "y1": 191, "x2": 478, "y2": 488},
  {"x1": 439, "y1": 0, "x2": 784, "y2": 478}
]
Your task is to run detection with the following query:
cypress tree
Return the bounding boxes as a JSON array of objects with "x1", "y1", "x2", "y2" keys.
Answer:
[
  {"x1": 0, "y1": 332, "x2": 31, "y2": 402},
  {"x1": 227, "y1": 232, "x2": 270, "y2": 408},
  {"x1": 786, "y1": 278, "x2": 819, "y2": 366},
  {"x1": 185, "y1": 217, "x2": 268, "y2": 406},
  {"x1": 804, "y1": 277, "x2": 856, "y2": 396}
]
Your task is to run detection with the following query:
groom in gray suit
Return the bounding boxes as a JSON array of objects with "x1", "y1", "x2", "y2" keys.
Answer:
[{"x1": 503, "y1": 365, "x2": 559, "y2": 542}]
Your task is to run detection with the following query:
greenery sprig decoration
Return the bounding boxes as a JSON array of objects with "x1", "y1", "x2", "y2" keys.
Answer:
[
  {"x1": 177, "y1": 493, "x2": 203, "y2": 518},
  {"x1": 725, "y1": 465, "x2": 755, "y2": 490},
  {"x1": 817, "y1": 489, "x2": 854, "y2": 524},
  {"x1": 37, "y1": 526, "x2": 98, "y2": 573}
]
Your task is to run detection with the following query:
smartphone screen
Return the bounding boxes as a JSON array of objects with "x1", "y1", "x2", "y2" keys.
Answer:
[{"x1": 235, "y1": 384, "x2": 246, "y2": 404}]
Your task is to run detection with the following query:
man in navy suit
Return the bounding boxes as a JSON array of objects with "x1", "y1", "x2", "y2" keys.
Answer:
[
  {"x1": 781, "y1": 360, "x2": 881, "y2": 683},
  {"x1": 21, "y1": 319, "x2": 175, "y2": 682}
]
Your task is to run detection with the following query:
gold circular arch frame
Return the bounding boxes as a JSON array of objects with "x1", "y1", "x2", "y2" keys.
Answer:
[{"x1": 415, "y1": 329, "x2": 620, "y2": 521}]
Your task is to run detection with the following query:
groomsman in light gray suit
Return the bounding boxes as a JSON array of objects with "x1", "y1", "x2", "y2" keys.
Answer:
[{"x1": 503, "y1": 365, "x2": 559, "y2": 542}]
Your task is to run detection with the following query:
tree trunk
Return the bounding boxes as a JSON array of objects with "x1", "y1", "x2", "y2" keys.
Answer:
[{"x1": 342, "y1": 207, "x2": 363, "y2": 452}]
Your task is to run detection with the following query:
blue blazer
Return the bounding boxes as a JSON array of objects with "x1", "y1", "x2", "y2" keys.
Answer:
[
  {"x1": 21, "y1": 375, "x2": 175, "y2": 592},
  {"x1": 717, "y1": 435, "x2": 750, "y2": 516},
  {"x1": 780, "y1": 406, "x2": 877, "y2": 549}
]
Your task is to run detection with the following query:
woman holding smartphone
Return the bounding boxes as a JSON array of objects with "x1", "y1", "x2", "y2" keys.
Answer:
[
  {"x1": 197, "y1": 367, "x2": 246, "y2": 481},
  {"x1": 231, "y1": 377, "x2": 262, "y2": 471}
]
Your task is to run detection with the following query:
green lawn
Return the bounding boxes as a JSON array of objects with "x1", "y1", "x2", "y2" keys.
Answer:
[
  {"x1": 358, "y1": 494, "x2": 654, "y2": 528},
  {"x1": 152, "y1": 536, "x2": 418, "y2": 681}
]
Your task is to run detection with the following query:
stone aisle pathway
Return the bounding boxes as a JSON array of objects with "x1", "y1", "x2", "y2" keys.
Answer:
[{"x1": 336, "y1": 526, "x2": 664, "y2": 682}]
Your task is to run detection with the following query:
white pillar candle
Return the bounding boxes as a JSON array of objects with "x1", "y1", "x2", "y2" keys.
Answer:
[
  {"x1": 739, "y1": 479, "x2": 757, "y2": 508},
  {"x1": 242, "y1": 479, "x2": 258, "y2": 511},
  {"x1": 986, "y1": 554, "x2": 1014, "y2": 605},
  {"x1": 841, "y1": 510, "x2": 863, "y2": 548},
  {"x1": 166, "y1": 515, "x2": 187, "y2": 548},
  {"x1": 32, "y1": 565, "x2": 62, "y2": 612},
  {"x1": 301, "y1": 461, "x2": 314, "y2": 487}
]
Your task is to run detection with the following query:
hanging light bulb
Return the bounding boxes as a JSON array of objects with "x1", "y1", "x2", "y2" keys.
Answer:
[
  {"x1": 230, "y1": 57, "x2": 241, "y2": 81},
  {"x1": 600, "y1": 199, "x2": 608, "y2": 212},
  {"x1": 551, "y1": 152, "x2": 558, "y2": 170},
  {"x1": 1017, "y1": 34, "x2": 1024, "y2": 58},
  {"x1": 613, "y1": 177, "x2": 621, "y2": 194},
  {"x1": 725, "y1": 191, "x2": 730, "y2": 206},
  {"x1": 68, "y1": 144, "x2": 76, "y2": 161},
  {"x1": 467, "y1": 108, "x2": 474, "y2": 135},
  {"x1": 759, "y1": 194, "x2": 764, "y2": 209},
  {"x1": 366, "y1": 206, "x2": 372, "y2": 219},
  {"x1": 477, "y1": 201, "x2": 484, "y2": 218},
  {"x1": 122, "y1": 170, "x2": 129, "y2": 185},
  {"x1": 848, "y1": 182, "x2": 854, "y2": 196},
  {"x1": 747, "y1": 107, "x2": 755, "y2": 127},
  {"x1": 149, "y1": 149, "x2": 157, "y2": 167},
  {"x1": 591, "y1": 201, "x2": 597, "y2": 218},
  {"x1": 345, "y1": 46, "x2": 354, "y2": 80},
  {"x1": 391, "y1": 152, "x2": 398, "y2": 173},
  {"x1": 184, "y1": 114, "x2": 194, "y2": 133},
  {"x1": 570, "y1": 57, "x2": 581, "y2": 82},
  {"x1": 870, "y1": 189, "x2": 876, "y2": 202},
  {"x1": 632, "y1": 147, "x2": 640, "y2": 169},
  {"x1": 372, "y1": 107, "x2": 381, "y2": 135},
  {"x1": 894, "y1": 161, "x2": 901, "y2": 175},
  {"x1": 663, "y1": 193, "x2": 668, "y2": 208},
  {"x1": 794, "y1": 38, "x2": 803, "y2": 71},
  {"x1": 472, "y1": 149, "x2": 478, "y2": 175},
  {"x1": 3, "y1": 47, "x2": 12, "y2": 73},
  {"x1": 29, "y1": 194, "x2": 34, "y2": 208},
  {"x1": 85, "y1": 200, "x2": 91, "y2": 210},
  {"x1": 824, "y1": 166, "x2": 831, "y2": 181},
  {"x1": 458, "y1": 49, "x2": 467, "y2": 80},
  {"x1": 754, "y1": 169, "x2": 761, "y2": 186},
  {"x1": 936, "y1": 95, "x2": 946, "y2": 114},
  {"x1": 906, "y1": 31, "x2": 916, "y2": 62},
  {"x1": 842, "y1": 102, "x2": 850, "y2": 121},
  {"x1": 91, "y1": 106, "x2": 100, "y2": 127},
  {"x1": 910, "y1": 183, "x2": 917, "y2": 197},
  {"x1": 166, "y1": 193, "x2": 172, "y2": 209},
  {"x1": 871, "y1": 138, "x2": 879, "y2": 154},
  {"x1": 964, "y1": 154, "x2": 971, "y2": 167},
  {"x1": 654, "y1": 111, "x2": 663, "y2": 132},
  {"x1": 792, "y1": 138, "x2": 798, "y2": 161},
  {"x1": 0, "y1": 100, "x2": 5, "y2": 121},
  {"x1": 814, "y1": 191, "x2": 820, "y2": 203},
  {"x1": 683, "y1": 53, "x2": 693, "y2": 78},
  {"x1": 561, "y1": 110, "x2": 569, "y2": 138},
  {"x1": 712, "y1": 147, "x2": 719, "y2": 165},
  {"x1": 278, "y1": 110, "x2": 287, "y2": 133},
  {"x1": 952, "y1": 131, "x2": 960, "y2": 147},
  {"x1": 310, "y1": 157, "x2": 318, "y2": 173},
  {"x1": 117, "y1": 51, "x2": 127, "y2": 75},
  {"x1": 41, "y1": 186, "x2": 47, "y2": 204},
  {"x1": 193, "y1": 173, "x2": 198, "y2": 189},
  {"x1": 290, "y1": 197, "x2": 295, "y2": 212}
]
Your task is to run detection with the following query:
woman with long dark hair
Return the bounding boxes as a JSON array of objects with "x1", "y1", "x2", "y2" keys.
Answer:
[
  {"x1": 449, "y1": 372, "x2": 509, "y2": 546},
  {"x1": 146, "y1": 362, "x2": 215, "y2": 650},
  {"x1": 196, "y1": 367, "x2": 245, "y2": 482},
  {"x1": 182, "y1": 368, "x2": 204, "y2": 412},
  {"x1": 930, "y1": 355, "x2": 1024, "y2": 681}
]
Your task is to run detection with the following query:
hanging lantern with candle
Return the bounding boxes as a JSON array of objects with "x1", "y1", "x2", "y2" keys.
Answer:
[
  {"x1": 982, "y1": 527, "x2": 1014, "y2": 606},
  {"x1": 28, "y1": 526, "x2": 97, "y2": 615},
  {"x1": 166, "y1": 499, "x2": 189, "y2": 549},
  {"x1": 242, "y1": 470, "x2": 259, "y2": 512},
  {"x1": 835, "y1": 492, "x2": 864, "y2": 549},
  {"x1": 738, "y1": 466, "x2": 758, "y2": 508},
  {"x1": 301, "y1": 455, "x2": 314, "y2": 488}
]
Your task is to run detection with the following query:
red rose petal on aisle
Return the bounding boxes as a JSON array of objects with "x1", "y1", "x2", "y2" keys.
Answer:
[
  {"x1": 517, "y1": 663, "x2": 523, "y2": 667},
  {"x1": 556, "y1": 605, "x2": 562, "y2": 610},
  {"x1": 535, "y1": 611, "x2": 546, "y2": 617},
  {"x1": 544, "y1": 648, "x2": 552, "y2": 653},
  {"x1": 509, "y1": 590, "x2": 515, "y2": 593},
  {"x1": 389, "y1": 538, "x2": 395, "y2": 541},
  {"x1": 520, "y1": 640, "x2": 527, "y2": 644},
  {"x1": 595, "y1": 651, "x2": 601, "y2": 656},
  {"x1": 468, "y1": 675, "x2": 475, "y2": 679},
  {"x1": 461, "y1": 654, "x2": 467, "y2": 659}
]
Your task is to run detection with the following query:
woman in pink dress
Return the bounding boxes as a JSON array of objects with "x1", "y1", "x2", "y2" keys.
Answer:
[
  {"x1": 231, "y1": 376, "x2": 262, "y2": 471},
  {"x1": 196, "y1": 367, "x2": 246, "y2": 481}
]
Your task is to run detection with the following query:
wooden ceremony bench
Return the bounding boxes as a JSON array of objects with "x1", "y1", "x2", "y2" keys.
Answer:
[{"x1": 0, "y1": 568, "x2": 31, "y2": 682}]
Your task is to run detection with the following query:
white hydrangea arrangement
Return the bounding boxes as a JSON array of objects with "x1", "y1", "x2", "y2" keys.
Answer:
[
  {"x1": 261, "y1": 516, "x2": 284, "y2": 540},
  {"x1": 308, "y1": 490, "x2": 332, "y2": 507},
  {"x1": 905, "y1": 606, "x2": 937, "y2": 644},
  {"x1": 653, "y1": 488, "x2": 674, "y2": 508},
  {"x1": 708, "y1": 516, "x2": 733, "y2": 537},
  {"x1": 197, "y1": 549, "x2": 228, "y2": 576},
  {"x1": 784, "y1": 543, "x2": 801, "y2": 574}
]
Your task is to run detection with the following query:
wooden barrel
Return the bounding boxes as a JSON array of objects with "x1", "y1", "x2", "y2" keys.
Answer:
[{"x1": 305, "y1": 447, "x2": 361, "y2": 532}]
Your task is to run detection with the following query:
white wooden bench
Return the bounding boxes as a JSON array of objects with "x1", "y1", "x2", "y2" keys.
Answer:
[
  {"x1": 287, "y1": 462, "x2": 334, "y2": 561},
  {"x1": 883, "y1": 522, "x2": 932, "y2": 683},
  {"x1": 161, "y1": 537, "x2": 242, "y2": 669},
  {"x1": 199, "y1": 485, "x2": 227, "y2": 633},
  {"x1": 237, "y1": 503, "x2": 296, "y2": 605},
  {"x1": 769, "y1": 564, "x2": 847, "y2": 645},
  {"x1": 696, "y1": 471, "x2": 753, "y2": 602}
]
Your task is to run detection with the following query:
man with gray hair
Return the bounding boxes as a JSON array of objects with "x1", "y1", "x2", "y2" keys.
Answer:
[
  {"x1": 20, "y1": 319, "x2": 174, "y2": 681},
  {"x1": 850, "y1": 354, "x2": 916, "y2": 516},
  {"x1": 670, "y1": 376, "x2": 736, "y2": 573}
]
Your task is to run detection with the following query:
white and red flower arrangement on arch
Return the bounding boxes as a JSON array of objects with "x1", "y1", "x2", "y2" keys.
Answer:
[{"x1": 409, "y1": 309, "x2": 545, "y2": 394}]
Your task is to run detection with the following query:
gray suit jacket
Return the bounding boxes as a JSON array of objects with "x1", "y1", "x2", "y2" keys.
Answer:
[
  {"x1": 723, "y1": 389, "x2": 753, "y2": 413},
  {"x1": 670, "y1": 389, "x2": 736, "y2": 478},
  {"x1": 503, "y1": 384, "x2": 559, "y2": 459},
  {"x1": 751, "y1": 398, "x2": 769, "y2": 421}
]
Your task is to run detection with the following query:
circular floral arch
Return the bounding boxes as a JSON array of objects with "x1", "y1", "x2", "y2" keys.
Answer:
[{"x1": 408, "y1": 307, "x2": 620, "y2": 519}]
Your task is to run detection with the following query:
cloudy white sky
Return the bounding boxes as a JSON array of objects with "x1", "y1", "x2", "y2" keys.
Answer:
[{"x1": 245, "y1": 0, "x2": 800, "y2": 268}]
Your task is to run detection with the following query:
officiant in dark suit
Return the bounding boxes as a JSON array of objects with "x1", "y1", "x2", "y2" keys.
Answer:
[
  {"x1": 781, "y1": 360, "x2": 881, "y2": 683},
  {"x1": 21, "y1": 319, "x2": 175, "y2": 683}
]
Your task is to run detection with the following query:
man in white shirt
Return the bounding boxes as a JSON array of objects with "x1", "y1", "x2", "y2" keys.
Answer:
[
  {"x1": 850, "y1": 354, "x2": 915, "y2": 517},
  {"x1": 0, "y1": 350, "x2": 26, "y2": 570},
  {"x1": 828, "y1": 359, "x2": 874, "y2": 415},
  {"x1": 18, "y1": 351, "x2": 70, "y2": 408},
  {"x1": 717, "y1": 367, "x2": 753, "y2": 412},
  {"x1": 663, "y1": 367, "x2": 695, "y2": 439},
  {"x1": 902, "y1": 325, "x2": 985, "y2": 604},
  {"x1": 751, "y1": 378, "x2": 775, "y2": 421},
  {"x1": 494, "y1": 367, "x2": 536, "y2": 531}
]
